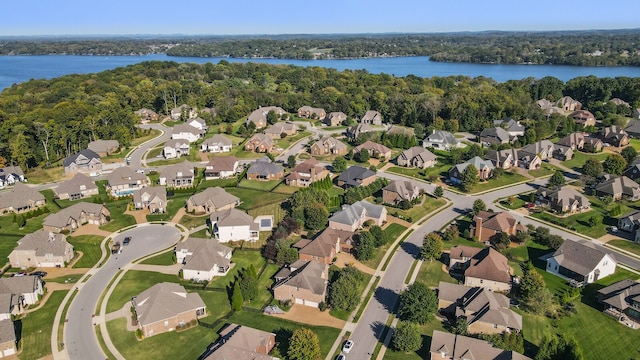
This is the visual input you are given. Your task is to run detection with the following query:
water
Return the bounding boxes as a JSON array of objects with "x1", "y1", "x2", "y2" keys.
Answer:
[{"x1": 2, "y1": 54, "x2": 640, "y2": 91}]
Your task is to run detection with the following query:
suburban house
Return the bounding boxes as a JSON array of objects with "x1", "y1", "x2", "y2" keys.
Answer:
[
  {"x1": 618, "y1": 210, "x2": 640, "y2": 243},
  {"x1": 382, "y1": 180, "x2": 421, "y2": 205},
  {"x1": 0, "y1": 166, "x2": 25, "y2": 189},
  {"x1": 170, "y1": 104, "x2": 197, "y2": 120},
  {"x1": 175, "y1": 237, "x2": 232, "y2": 282},
  {"x1": 0, "y1": 276, "x2": 44, "y2": 305},
  {"x1": 200, "y1": 134, "x2": 232, "y2": 153},
  {"x1": 9, "y1": 230, "x2": 74, "y2": 268},
  {"x1": 448, "y1": 246, "x2": 512, "y2": 291},
  {"x1": 246, "y1": 106, "x2": 287, "y2": 128},
  {"x1": 546, "y1": 240, "x2": 617, "y2": 285},
  {"x1": 325, "y1": 111, "x2": 347, "y2": 126},
  {"x1": 329, "y1": 200, "x2": 387, "y2": 232},
  {"x1": 479, "y1": 127, "x2": 511, "y2": 145},
  {"x1": 131, "y1": 282, "x2": 206, "y2": 338},
  {"x1": 336, "y1": 166, "x2": 376, "y2": 188},
  {"x1": 485, "y1": 148, "x2": 518, "y2": 169},
  {"x1": 353, "y1": 141, "x2": 392, "y2": 161},
  {"x1": 536, "y1": 186, "x2": 591, "y2": 214},
  {"x1": 106, "y1": 166, "x2": 150, "y2": 197},
  {"x1": 159, "y1": 162, "x2": 195, "y2": 188},
  {"x1": 552, "y1": 145, "x2": 574, "y2": 161},
  {"x1": 360, "y1": 110, "x2": 383, "y2": 125},
  {"x1": 244, "y1": 134, "x2": 275, "y2": 153},
  {"x1": 520, "y1": 140, "x2": 555, "y2": 160},
  {"x1": 470, "y1": 211, "x2": 524, "y2": 243},
  {"x1": 396, "y1": 146, "x2": 437, "y2": 168},
  {"x1": 600, "y1": 125, "x2": 629, "y2": 147},
  {"x1": 518, "y1": 151, "x2": 542, "y2": 170},
  {"x1": 285, "y1": 158, "x2": 330, "y2": 187},
  {"x1": 297, "y1": 106, "x2": 326, "y2": 120},
  {"x1": 346, "y1": 123, "x2": 380, "y2": 140},
  {"x1": 263, "y1": 122, "x2": 298, "y2": 139},
  {"x1": 556, "y1": 132, "x2": 587, "y2": 150},
  {"x1": 63, "y1": 149, "x2": 102, "y2": 175},
  {"x1": 186, "y1": 187, "x2": 239, "y2": 214},
  {"x1": 537, "y1": 98, "x2": 563, "y2": 115},
  {"x1": 310, "y1": 136, "x2": 348, "y2": 156},
  {"x1": 203, "y1": 324, "x2": 277, "y2": 360},
  {"x1": 569, "y1": 110, "x2": 596, "y2": 127},
  {"x1": 163, "y1": 139, "x2": 190, "y2": 159},
  {"x1": 87, "y1": 139, "x2": 119, "y2": 157},
  {"x1": 635, "y1": 108, "x2": 640, "y2": 120},
  {"x1": 246, "y1": 157, "x2": 284, "y2": 181},
  {"x1": 430, "y1": 330, "x2": 531, "y2": 360},
  {"x1": 135, "y1": 108, "x2": 159, "y2": 122},
  {"x1": 53, "y1": 173, "x2": 98, "y2": 200},
  {"x1": 209, "y1": 208, "x2": 262, "y2": 242},
  {"x1": 596, "y1": 279, "x2": 640, "y2": 327},
  {"x1": 171, "y1": 124, "x2": 205, "y2": 143},
  {"x1": 449, "y1": 156, "x2": 495, "y2": 184},
  {"x1": 625, "y1": 160, "x2": 640, "y2": 181},
  {"x1": 422, "y1": 130, "x2": 462, "y2": 151},
  {"x1": 493, "y1": 118, "x2": 525, "y2": 137},
  {"x1": 294, "y1": 228, "x2": 356, "y2": 264},
  {"x1": 558, "y1": 96, "x2": 582, "y2": 111},
  {"x1": 0, "y1": 320, "x2": 16, "y2": 358},
  {"x1": 273, "y1": 260, "x2": 328, "y2": 308},
  {"x1": 0, "y1": 182, "x2": 46, "y2": 214},
  {"x1": 43, "y1": 202, "x2": 110, "y2": 233},
  {"x1": 437, "y1": 282, "x2": 522, "y2": 335},
  {"x1": 204, "y1": 156, "x2": 238, "y2": 180},
  {"x1": 186, "y1": 117, "x2": 208, "y2": 131},
  {"x1": 133, "y1": 187, "x2": 167, "y2": 213},
  {"x1": 594, "y1": 175, "x2": 640, "y2": 201},
  {"x1": 625, "y1": 120, "x2": 640, "y2": 138}
]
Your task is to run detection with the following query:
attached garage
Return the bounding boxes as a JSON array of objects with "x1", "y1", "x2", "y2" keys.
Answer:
[
  {"x1": 294, "y1": 298, "x2": 304, "y2": 305},
  {"x1": 303, "y1": 300, "x2": 319, "y2": 308}
]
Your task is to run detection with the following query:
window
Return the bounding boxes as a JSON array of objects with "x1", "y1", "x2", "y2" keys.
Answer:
[
  {"x1": 494, "y1": 324, "x2": 498, "y2": 328},
  {"x1": 164, "y1": 321, "x2": 169, "y2": 327}
]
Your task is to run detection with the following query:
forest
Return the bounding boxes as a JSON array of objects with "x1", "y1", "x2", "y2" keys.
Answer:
[
  {"x1": 2, "y1": 30, "x2": 640, "y2": 66},
  {"x1": 1, "y1": 59, "x2": 639, "y2": 171}
]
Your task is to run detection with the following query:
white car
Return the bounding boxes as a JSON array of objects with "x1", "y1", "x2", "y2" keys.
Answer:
[{"x1": 342, "y1": 340, "x2": 354, "y2": 354}]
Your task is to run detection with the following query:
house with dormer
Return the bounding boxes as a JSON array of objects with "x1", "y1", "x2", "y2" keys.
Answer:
[
  {"x1": 9, "y1": 230, "x2": 74, "y2": 268},
  {"x1": 569, "y1": 110, "x2": 596, "y2": 128},
  {"x1": 0, "y1": 166, "x2": 25, "y2": 189},
  {"x1": 485, "y1": 148, "x2": 518, "y2": 169},
  {"x1": 176, "y1": 237, "x2": 232, "y2": 282},
  {"x1": 245, "y1": 134, "x2": 274, "y2": 153},
  {"x1": 353, "y1": 141, "x2": 392, "y2": 161},
  {"x1": 430, "y1": 330, "x2": 531, "y2": 360},
  {"x1": 325, "y1": 111, "x2": 347, "y2": 126},
  {"x1": 285, "y1": 158, "x2": 329, "y2": 187},
  {"x1": 159, "y1": 162, "x2": 195, "y2": 188},
  {"x1": 273, "y1": 260, "x2": 328, "y2": 308},
  {"x1": 133, "y1": 187, "x2": 167, "y2": 213},
  {"x1": 360, "y1": 110, "x2": 383, "y2": 125},
  {"x1": 493, "y1": 118, "x2": 525, "y2": 137},
  {"x1": 263, "y1": 122, "x2": 298, "y2": 139},
  {"x1": 449, "y1": 156, "x2": 495, "y2": 183},
  {"x1": 329, "y1": 200, "x2": 387, "y2": 232},
  {"x1": 203, "y1": 324, "x2": 277, "y2": 360},
  {"x1": 0, "y1": 182, "x2": 46, "y2": 214},
  {"x1": 397, "y1": 146, "x2": 437, "y2": 168},
  {"x1": 63, "y1": 149, "x2": 102, "y2": 175},
  {"x1": 336, "y1": 166, "x2": 376, "y2": 188},
  {"x1": 294, "y1": 228, "x2": 356, "y2": 264},
  {"x1": 382, "y1": 180, "x2": 421, "y2": 205},
  {"x1": 448, "y1": 246, "x2": 512, "y2": 291},
  {"x1": 187, "y1": 187, "x2": 239, "y2": 214},
  {"x1": 204, "y1": 156, "x2": 238, "y2": 180}
]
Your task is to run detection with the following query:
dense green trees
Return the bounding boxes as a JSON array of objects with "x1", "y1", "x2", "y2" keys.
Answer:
[
  {"x1": 288, "y1": 328, "x2": 322, "y2": 360},
  {"x1": 582, "y1": 158, "x2": 604, "y2": 178},
  {"x1": 421, "y1": 232, "x2": 443, "y2": 262},
  {"x1": 328, "y1": 266, "x2": 365, "y2": 312},
  {"x1": 535, "y1": 334, "x2": 584, "y2": 360},
  {"x1": 602, "y1": 153, "x2": 627, "y2": 175},
  {"x1": 398, "y1": 282, "x2": 438, "y2": 324},
  {"x1": 472, "y1": 199, "x2": 487, "y2": 215},
  {"x1": 461, "y1": 164, "x2": 479, "y2": 191},
  {"x1": 547, "y1": 170, "x2": 566, "y2": 189},
  {"x1": 392, "y1": 321, "x2": 422, "y2": 353}
]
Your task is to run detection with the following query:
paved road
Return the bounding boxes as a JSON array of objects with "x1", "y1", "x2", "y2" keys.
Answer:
[
  {"x1": 131, "y1": 123, "x2": 172, "y2": 168},
  {"x1": 65, "y1": 225, "x2": 181, "y2": 360}
]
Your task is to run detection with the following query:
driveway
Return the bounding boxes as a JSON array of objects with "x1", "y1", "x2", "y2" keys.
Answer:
[
  {"x1": 272, "y1": 304, "x2": 346, "y2": 329},
  {"x1": 64, "y1": 224, "x2": 181, "y2": 360}
]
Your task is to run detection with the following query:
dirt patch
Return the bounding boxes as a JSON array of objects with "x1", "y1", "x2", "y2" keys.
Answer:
[
  {"x1": 271, "y1": 304, "x2": 346, "y2": 329},
  {"x1": 598, "y1": 234, "x2": 624, "y2": 243},
  {"x1": 384, "y1": 216, "x2": 411, "y2": 228},
  {"x1": 125, "y1": 208, "x2": 150, "y2": 224},
  {"x1": 171, "y1": 207, "x2": 186, "y2": 223},
  {"x1": 335, "y1": 253, "x2": 375, "y2": 275},
  {"x1": 70, "y1": 224, "x2": 111, "y2": 237},
  {"x1": 39, "y1": 266, "x2": 89, "y2": 279}
]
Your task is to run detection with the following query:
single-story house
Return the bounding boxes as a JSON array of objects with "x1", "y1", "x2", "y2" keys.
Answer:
[
  {"x1": 87, "y1": 139, "x2": 119, "y2": 157},
  {"x1": 448, "y1": 246, "x2": 511, "y2": 292},
  {"x1": 244, "y1": 134, "x2": 275, "y2": 153},
  {"x1": 163, "y1": 139, "x2": 191, "y2": 159},
  {"x1": 353, "y1": 141, "x2": 392, "y2": 161},
  {"x1": 9, "y1": 230, "x2": 74, "y2": 268},
  {"x1": 53, "y1": 173, "x2": 99, "y2": 200},
  {"x1": 106, "y1": 166, "x2": 150, "y2": 197},
  {"x1": 594, "y1": 175, "x2": 640, "y2": 201},
  {"x1": 536, "y1": 186, "x2": 590, "y2": 214},
  {"x1": 0, "y1": 182, "x2": 46, "y2": 214},
  {"x1": 273, "y1": 260, "x2": 328, "y2": 308},
  {"x1": 294, "y1": 228, "x2": 356, "y2": 264},
  {"x1": 43, "y1": 202, "x2": 110, "y2": 233},
  {"x1": 382, "y1": 180, "x2": 421, "y2": 205},
  {"x1": 132, "y1": 282, "x2": 206, "y2": 338},
  {"x1": 470, "y1": 211, "x2": 524, "y2": 243},
  {"x1": 0, "y1": 319, "x2": 17, "y2": 357},
  {"x1": 449, "y1": 156, "x2": 494, "y2": 184},
  {"x1": 186, "y1": 187, "x2": 239, "y2": 214},
  {"x1": 246, "y1": 157, "x2": 284, "y2": 181},
  {"x1": 329, "y1": 200, "x2": 387, "y2": 232},
  {"x1": 63, "y1": 149, "x2": 102, "y2": 176},
  {"x1": 297, "y1": 106, "x2": 326, "y2": 120},
  {"x1": 493, "y1": 118, "x2": 525, "y2": 137},
  {"x1": 200, "y1": 134, "x2": 232, "y2": 153},
  {"x1": 596, "y1": 279, "x2": 640, "y2": 326},
  {"x1": 479, "y1": 127, "x2": 511, "y2": 145},
  {"x1": 285, "y1": 158, "x2": 329, "y2": 187},
  {"x1": 336, "y1": 166, "x2": 376, "y2": 188},
  {"x1": 430, "y1": 330, "x2": 531, "y2": 360},
  {"x1": 133, "y1": 187, "x2": 167, "y2": 213},
  {"x1": 204, "y1": 156, "x2": 238, "y2": 180},
  {"x1": 422, "y1": 130, "x2": 462, "y2": 151},
  {"x1": 263, "y1": 122, "x2": 298, "y2": 139},
  {"x1": 176, "y1": 237, "x2": 232, "y2": 282},
  {"x1": 171, "y1": 124, "x2": 205, "y2": 143},
  {"x1": 203, "y1": 323, "x2": 277, "y2": 360},
  {"x1": 310, "y1": 136, "x2": 348, "y2": 156},
  {"x1": 396, "y1": 146, "x2": 436, "y2": 168},
  {"x1": 546, "y1": 240, "x2": 616, "y2": 285},
  {"x1": 158, "y1": 162, "x2": 195, "y2": 188}
]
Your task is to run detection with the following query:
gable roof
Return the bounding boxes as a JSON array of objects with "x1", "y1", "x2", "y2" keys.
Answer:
[
  {"x1": 430, "y1": 330, "x2": 531, "y2": 360},
  {"x1": 383, "y1": 180, "x2": 419, "y2": 199},
  {"x1": 0, "y1": 182, "x2": 45, "y2": 210},
  {"x1": 290, "y1": 158, "x2": 326, "y2": 175},
  {"x1": 273, "y1": 260, "x2": 327, "y2": 296},
  {"x1": 353, "y1": 140, "x2": 391, "y2": 155},
  {"x1": 209, "y1": 208, "x2": 254, "y2": 227},
  {"x1": 43, "y1": 202, "x2": 106, "y2": 228},
  {"x1": 480, "y1": 127, "x2": 510, "y2": 142},
  {"x1": 264, "y1": 122, "x2": 297, "y2": 136},
  {"x1": 536, "y1": 185, "x2": 590, "y2": 210},
  {"x1": 556, "y1": 132, "x2": 585, "y2": 148},
  {"x1": 205, "y1": 156, "x2": 238, "y2": 172},
  {"x1": 329, "y1": 200, "x2": 385, "y2": 226},
  {"x1": 106, "y1": 166, "x2": 147, "y2": 187},
  {"x1": 133, "y1": 282, "x2": 205, "y2": 326},
  {"x1": 177, "y1": 237, "x2": 232, "y2": 272},
  {"x1": 595, "y1": 175, "x2": 640, "y2": 198},
  {"x1": 464, "y1": 247, "x2": 511, "y2": 284},
  {"x1": 550, "y1": 241, "x2": 614, "y2": 276},
  {"x1": 247, "y1": 106, "x2": 286, "y2": 126},
  {"x1": 336, "y1": 166, "x2": 376, "y2": 187},
  {"x1": 296, "y1": 227, "x2": 355, "y2": 258},
  {"x1": 313, "y1": 136, "x2": 347, "y2": 151},
  {"x1": 425, "y1": 130, "x2": 459, "y2": 146},
  {"x1": 188, "y1": 187, "x2": 239, "y2": 208},
  {"x1": 63, "y1": 149, "x2": 101, "y2": 167},
  {"x1": 0, "y1": 275, "x2": 41, "y2": 294},
  {"x1": 159, "y1": 161, "x2": 195, "y2": 181},
  {"x1": 399, "y1": 146, "x2": 436, "y2": 162},
  {"x1": 361, "y1": 110, "x2": 382, "y2": 122},
  {"x1": 133, "y1": 186, "x2": 167, "y2": 206},
  {"x1": 494, "y1": 118, "x2": 525, "y2": 133},
  {"x1": 386, "y1": 125, "x2": 414, "y2": 137},
  {"x1": 247, "y1": 158, "x2": 284, "y2": 177},
  {"x1": 54, "y1": 173, "x2": 98, "y2": 197},
  {"x1": 172, "y1": 123, "x2": 205, "y2": 136},
  {"x1": 14, "y1": 230, "x2": 71, "y2": 257},
  {"x1": 164, "y1": 139, "x2": 190, "y2": 149},
  {"x1": 485, "y1": 148, "x2": 517, "y2": 166},
  {"x1": 0, "y1": 166, "x2": 24, "y2": 180},
  {"x1": 87, "y1": 139, "x2": 119, "y2": 153},
  {"x1": 452, "y1": 156, "x2": 495, "y2": 175},
  {"x1": 0, "y1": 319, "x2": 15, "y2": 346},
  {"x1": 474, "y1": 211, "x2": 518, "y2": 233},
  {"x1": 202, "y1": 134, "x2": 232, "y2": 147},
  {"x1": 210, "y1": 323, "x2": 276, "y2": 360}
]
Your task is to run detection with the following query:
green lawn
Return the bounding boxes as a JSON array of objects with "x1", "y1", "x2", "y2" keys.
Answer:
[
  {"x1": 361, "y1": 224, "x2": 409, "y2": 269},
  {"x1": 607, "y1": 239, "x2": 640, "y2": 257},
  {"x1": 0, "y1": 211, "x2": 49, "y2": 263},
  {"x1": 107, "y1": 271, "x2": 180, "y2": 313},
  {"x1": 383, "y1": 318, "x2": 447, "y2": 360},
  {"x1": 386, "y1": 164, "x2": 451, "y2": 182},
  {"x1": 528, "y1": 163, "x2": 559, "y2": 178},
  {"x1": 178, "y1": 214, "x2": 208, "y2": 229},
  {"x1": 67, "y1": 235, "x2": 105, "y2": 268},
  {"x1": 147, "y1": 193, "x2": 190, "y2": 222},
  {"x1": 385, "y1": 197, "x2": 447, "y2": 222},
  {"x1": 140, "y1": 250, "x2": 175, "y2": 265},
  {"x1": 227, "y1": 311, "x2": 341, "y2": 359},
  {"x1": 207, "y1": 250, "x2": 265, "y2": 290},
  {"x1": 415, "y1": 260, "x2": 457, "y2": 287},
  {"x1": 226, "y1": 187, "x2": 289, "y2": 209},
  {"x1": 237, "y1": 178, "x2": 282, "y2": 192},
  {"x1": 197, "y1": 178, "x2": 237, "y2": 189},
  {"x1": 275, "y1": 131, "x2": 312, "y2": 150},
  {"x1": 561, "y1": 151, "x2": 609, "y2": 171},
  {"x1": 100, "y1": 200, "x2": 136, "y2": 232},
  {"x1": 383, "y1": 223, "x2": 408, "y2": 242},
  {"x1": 499, "y1": 192, "x2": 532, "y2": 210},
  {"x1": 271, "y1": 183, "x2": 300, "y2": 195},
  {"x1": 131, "y1": 129, "x2": 161, "y2": 146},
  {"x1": 19, "y1": 290, "x2": 68, "y2": 360},
  {"x1": 467, "y1": 172, "x2": 528, "y2": 193}
]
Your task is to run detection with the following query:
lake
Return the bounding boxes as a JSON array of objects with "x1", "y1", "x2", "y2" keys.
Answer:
[{"x1": 2, "y1": 54, "x2": 640, "y2": 91}]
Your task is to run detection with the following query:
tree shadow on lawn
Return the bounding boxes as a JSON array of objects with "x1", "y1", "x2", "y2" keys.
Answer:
[
  {"x1": 527, "y1": 246, "x2": 553, "y2": 269},
  {"x1": 416, "y1": 334, "x2": 434, "y2": 359},
  {"x1": 273, "y1": 327, "x2": 293, "y2": 356},
  {"x1": 400, "y1": 241, "x2": 420, "y2": 258},
  {"x1": 373, "y1": 287, "x2": 400, "y2": 313},
  {"x1": 523, "y1": 338, "x2": 539, "y2": 359}
]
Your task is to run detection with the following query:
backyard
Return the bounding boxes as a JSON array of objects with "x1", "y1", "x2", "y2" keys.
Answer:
[{"x1": 561, "y1": 151, "x2": 609, "y2": 171}]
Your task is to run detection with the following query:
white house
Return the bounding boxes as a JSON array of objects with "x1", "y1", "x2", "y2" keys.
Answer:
[
  {"x1": 0, "y1": 276, "x2": 44, "y2": 305},
  {"x1": 171, "y1": 124, "x2": 205, "y2": 143},
  {"x1": 200, "y1": 134, "x2": 232, "y2": 153},
  {"x1": 163, "y1": 139, "x2": 190, "y2": 159},
  {"x1": 209, "y1": 208, "x2": 271, "y2": 243},
  {"x1": 546, "y1": 241, "x2": 616, "y2": 285},
  {"x1": 175, "y1": 237, "x2": 232, "y2": 282},
  {"x1": 0, "y1": 166, "x2": 25, "y2": 189},
  {"x1": 186, "y1": 117, "x2": 208, "y2": 131}
]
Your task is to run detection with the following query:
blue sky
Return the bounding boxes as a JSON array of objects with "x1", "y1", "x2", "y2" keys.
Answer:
[{"x1": 1, "y1": 0, "x2": 638, "y2": 36}]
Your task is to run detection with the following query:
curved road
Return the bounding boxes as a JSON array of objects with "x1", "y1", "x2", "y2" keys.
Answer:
[{"x1": 65, "y1": 225, "x2": 181, "y2": 360}]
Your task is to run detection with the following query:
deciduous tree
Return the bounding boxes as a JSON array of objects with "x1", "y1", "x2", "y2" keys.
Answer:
[
  {"x1": 398, "y1": 282, "x2": 438, "y2": 324},
  {"x1": 421, "y1": 232, "x2": 443, "y2": 262},
  {"x1": 288, "y1": 328, "x2": 321, "y2": 360},
  {"x1": 602, "y1": 153, "x2": 627, "y2": 175},
  {"x1": 392, "y1": 321, "x2": 422, "y2": 353}
]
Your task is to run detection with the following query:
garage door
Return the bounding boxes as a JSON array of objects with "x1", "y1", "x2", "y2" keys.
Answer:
[
  {"x1": 294, "y1": 298, "x2": 304, "y2": 305},
  {"x1": 304, "y1": 300, "x2": 318, "y2": 308},
  {"x1": 3, "y1": 347, "x2": 16, "y2": 356}
]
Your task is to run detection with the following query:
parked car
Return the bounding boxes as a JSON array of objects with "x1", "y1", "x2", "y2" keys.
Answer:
[
  {"x1": 610, "y1": 226, "x2": 618, "y2": 233},
  {"x1": 123, "y1": 237, "x2": 132, "y2": 246},
  {"x1": 336, "y1": 354, "x2": 346, "y2": 360},
  {"x1": 12, "y1": 271, "x2": 27, "y2": 277},
  {"x1": 30, "y1": 271, "x2": 47, "y2": 278},
  {"x1": 111, "y1": 241, "x2": 121, "y2": 254},
  {"x1": 342, "y1": 340, "x2": 354, "y2": 354}
]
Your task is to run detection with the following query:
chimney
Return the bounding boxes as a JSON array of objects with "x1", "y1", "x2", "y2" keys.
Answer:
[{"x1": 474, "y1": 216, "x2": 483, "y2": 242}]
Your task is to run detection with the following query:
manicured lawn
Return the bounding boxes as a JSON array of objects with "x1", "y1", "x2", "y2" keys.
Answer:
[
  {"x1": 107, "y1": 317, "x2": 221, "y2": 360},
  {"x1": 561, "y1": 151, "x2": 609, "y2": 171},
  {"x1": 178, "y1": 214, "x2": 208, "y2": 229},
  {"x1": 528, "y1": 163, "x2": 559, "y2": 178},
  {"x1": 67, "y1": 235, "x2": 105, "y2": 268},
  {"x1": 147, "y1": 193, "x2": 190, "y2": 222},
  {"x1": 227, "y1": 311, "x2": 341, "y2": 359},
  {"x1": 207, "y1": 250, "x2": 265, "y2": 291},
  {"x1": 360, "y1": 224, "x2": 409, "y2": 269},
  {"x1": 100, "y1": 200, "x2": 136, "y2": 232},
  {"x1": 237, "y1": 178, "x2": 282, "y2": 192},
  {"x1": 383, "y1": 223, "x2": 408, "y2": 242},
  {"x1": 226, "y1": 187, "x2": 289, "y2": 210},
  {"x1": 19, "y1": 290, "x2": 68, "y2": 360},
  {"x1": 106, "y1": 271, "x2": 180, "y2": 313},
  {"x1": 326, "y1": 186, "x2": 345, "y2": 198},
  {"x1": 416, "y1": 260, "x2": 457, "y2": 287},
  {"x1": 386, "y1": 197, "x2": 447, "y2": 222},
  {"x1": 383, "y1": 318, "x2": 447, "y2": 360},
  {"x1": 198, "y1": 290, "x2": 233, "y2": 321},
  {"x1": 246, "y1": 201, "x2": 287, "y2": 226},
  {"x1": 387, "y1": 164, "x2": 451, "y2": 182},
  {"x1": 271, "y1": 183, "x2": 299, "y2": 195},
  {"x1": 499, "y1": 192, "x2": 531, "y2": 210},
  {"x1": 607, "y1": 239, "x2": 640, "y2": 257},
  {"x1": 146, "y1": 147, "x2": 163, "y2": 159},
  {"x1": 243, "y1": 263, "x2": 281, "y2": 311},
  {"x1": 46, "y1": 273, "x2": 83, "y2": 284},
  {"x1": 275, "y1": 131, "x2": 312, "y2": 150},
  {"x1": 467, "y1": 172, "x2": 528, "y2": 193},
  {"x1": 140, "y1": 250, "x2": 175, "y2": 266},
  {"x1": 131, "y1": 129, "x2": 162, "y2": 146},
  {"x1": 197, "y1": 178, "x2": 237, "y2": 189}
]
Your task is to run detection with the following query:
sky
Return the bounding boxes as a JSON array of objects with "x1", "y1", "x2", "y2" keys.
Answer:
[{"x1": 1, "y1": 0, "x2": 638, "y2": 36}]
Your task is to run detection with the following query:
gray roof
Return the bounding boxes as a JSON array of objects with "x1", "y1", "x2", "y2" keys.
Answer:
[
  {"x1": 87, "y1": 139, "x2": 119, "y2": 154},
  {"x1": 480, "y1": 127, "x2": 510, "y2": 142},
  {"x1": 106, "y1": 166, "x2": 147, "y2": 187},
  {"x1": 550, "y1": 241, "x2": 614, "y2": 276},
  {"x1": 595, "y1": 175, "x2": 640, "y2": 198},
  {"x1": 0, "y1": 182, "x2": 45, "y2": 210},
  {"x1": 452, "y1": 156, "x2": 495, "y2": 174},
  {"x1": 520, "y1": 140, "x2": 554, "y2": 156},
  {"x1": 133, "y1": 186, "x2": 166, "y2": 206},
  {"x1": 263, "y1": 122, "x2": 297, "y2": 135},
  {"x1": 424, "y1": 130, "x2": 459, "y2": 146},
  {"x1": 625, "y1": 120, "x2": 640, "y2": 135},
  {"x1": 430, "y1": 331, "x2": 531, "y2": 360},
  {"x1": 247, "y1": 159, "x2": 283, "y2": 177},
  {"x1": 177, "y1": 237, "x2": 232, "y2": 272},
  {"x1": 361, "y1": 110, "x2": 382, "y2": 122},
  {"x1": 133, "y1": 282, "x2": 205, "y2": 326},
  {"x1": 62, "y1": 149, "x2": 101, "y2": 167},
  {"x1": 188, "y1": 187, "x2": 239, "y2": 208},
  {"x1": 330, "y1": 200, "x2": 385, "y2": 226},
  {"x1": 0, "y1": 166, "x2": 24, "y2": 180},
  {"x1": 172, "y1": 123, "x2": 205, "y2": 136},
  {"x1": 205, "y1": 156, "x2": 238, "y2": 172},
  {"x1": 354, "y1": 141, "x2": 391, "y2": 155},
  {"x1": 0, "y1": 319, "x2": 15, "y2": 345},
  {"x1": 202, "y1": 134, "x2": 232, "y2": 147},
  {"x1": 54, "y1": 173, "x2": 97, "y2": 197},
  {"x1": 493, "y1": 118, "x2": 525, "y2": 133},
  {"x1": 314, "y1": 136, "x2": 347, "y2": 151},
  {"x1": 159, "y1": 161, "x2": 195, "y2": 181},
  {"x1": 485, "y1": 148, "x2": 517, "y2": 166},
  {"x1": 247, "y1": 106, "x2": 286, "y2": 126},
  {"x1": 273, "y1": 260, "x2": 327, "y2": 296},
  {"x1": 209, "y1": 208, "x2": 254, "y2": 227},
  {"x1": 399, "y1": 146, "x2": 436, "y2": 163},
  {"x1": 14, "y1": 230, "x2": 72, "y2": 257},
  {"x1": 536, "y1": 185, "x2": 590, "y2": 210},
  {"x1": 383, "y1": 180, "x2": 419, "y2": 200},
  {"x1": 336, "y1": 166, "x2": 376, "y2": 187},
  {"x1": 0, "y1": 276, "x2": 41, "y2": 295},
  {"x1": 207, "y1": 323, "x2": 276, "y2": 360},
  {"x1": 43, "y1": 202, "x2": 106, "y2": 228},
  {"x1": 164, "y1": 139, "x2": 190, "y2": 149}
]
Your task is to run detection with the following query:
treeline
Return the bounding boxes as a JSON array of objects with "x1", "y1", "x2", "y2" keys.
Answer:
[
  {"x1": 2, "y1": 60, "x2": 640, "y2": 170},
  {"x1": 3, "y1": 30, "x2": 640, "y2": 66}
]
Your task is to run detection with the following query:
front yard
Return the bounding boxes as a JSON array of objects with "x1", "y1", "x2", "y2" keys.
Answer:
[
  {"x1": 19, "y1": 290, "x2": 68, "y2": 360},
  {"x1": 466, "y1": 171, "x2": 528, "y2": 193},
  {"x1": 384, "y1": 197, "x2": 447, "y2": 223},
  {"x1": 67, "y1": 235, "x2": 105, "y2": 268},
  {"x1": 561, "y1": 151, "x2": 609, "y2": 171}
]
